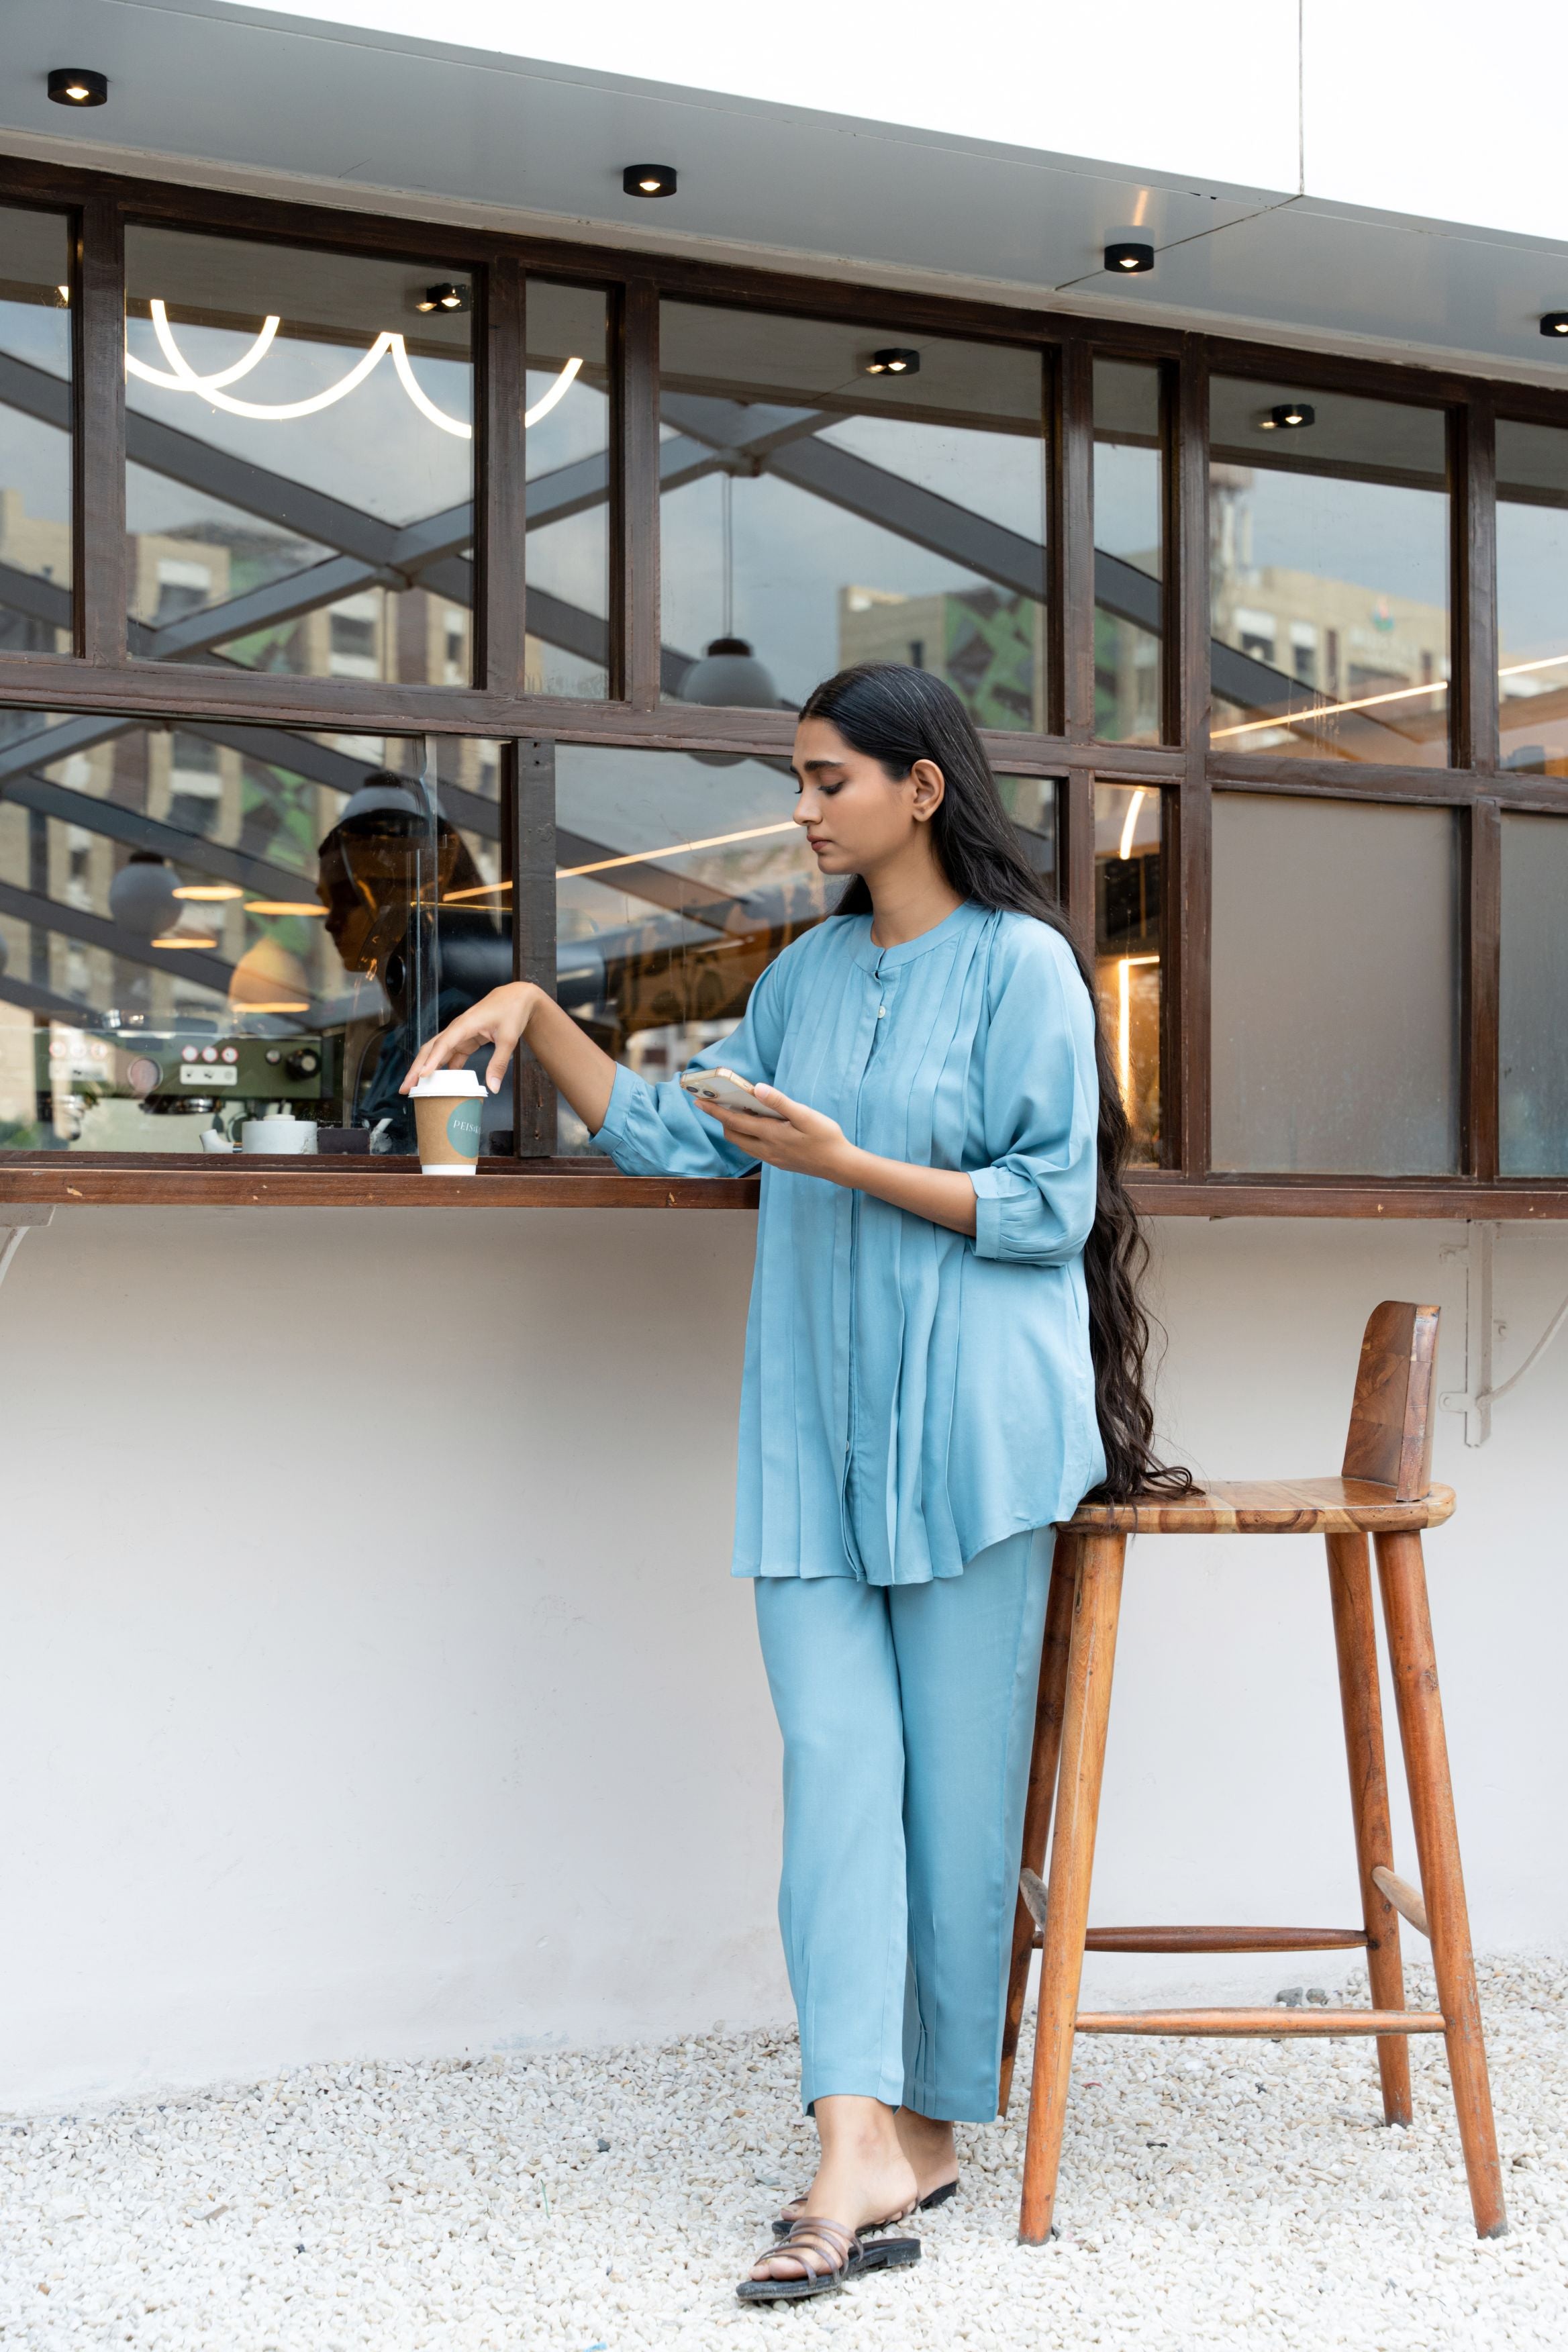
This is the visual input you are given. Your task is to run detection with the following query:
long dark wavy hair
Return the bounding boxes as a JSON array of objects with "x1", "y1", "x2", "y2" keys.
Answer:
[{"x1": 799, "y1": 661, "x2": 1189, "y2": 1503}]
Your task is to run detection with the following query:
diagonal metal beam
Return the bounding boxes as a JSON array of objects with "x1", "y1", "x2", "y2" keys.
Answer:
[
  {"x1": 0, "y1": 877, "x2": 241, "y2": 996},
  {"x1": 0, "y1": 971, "x2": 108, "y2": 1024},
  {"x1": 3, "y1": 774, "x2": 309, "y2": 903}
]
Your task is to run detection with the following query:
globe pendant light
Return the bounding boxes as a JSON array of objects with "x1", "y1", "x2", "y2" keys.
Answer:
[
  {"x1": 681, "y1": 473, "x2": 779, "y2": 718},
  {"x1": 109, "y1": 851, "x2": 181, "y2": 937},
  {"x1": 681, "y1": 636, "x2": 779, "y2": 707}
]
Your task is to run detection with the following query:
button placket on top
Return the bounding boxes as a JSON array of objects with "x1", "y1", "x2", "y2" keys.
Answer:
[{"x1": 839, "y1": 953, "x2": 901, "y2": 1570}]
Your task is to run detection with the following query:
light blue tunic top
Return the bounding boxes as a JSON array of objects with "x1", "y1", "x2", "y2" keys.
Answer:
[{"x1": 591, "y1": 901, "x2": 1106, "y2": 1583}]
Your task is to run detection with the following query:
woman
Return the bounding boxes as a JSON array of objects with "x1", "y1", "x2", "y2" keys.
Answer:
[{"x1": 403, "y1": 664, "x2": 1179, "y2": 2304}]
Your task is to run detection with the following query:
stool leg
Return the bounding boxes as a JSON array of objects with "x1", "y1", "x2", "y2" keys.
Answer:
[
  {"x1": 1326, "y1": 1530, "x2": 1412, "y2": 2126},
  {"x1": 1374, "y1": 1530, "x2": 1508, "y2": 2239},
  {"x1": 998, "y1": 1532, "x2": 1077, "y2": 2115},
  {"x1": 1018, "y1": 1532, "x2": 1124, "y2": 2245}
]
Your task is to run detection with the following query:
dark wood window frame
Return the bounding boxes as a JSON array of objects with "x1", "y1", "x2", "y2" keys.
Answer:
[{"x1": 0, "y1": 152, "x2": 1565, "y2": 1218}]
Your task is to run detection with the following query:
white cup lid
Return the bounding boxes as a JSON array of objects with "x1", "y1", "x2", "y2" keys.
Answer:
[{"x1": 409, "y1": 1069, "x2": 485, "y2": 1097}]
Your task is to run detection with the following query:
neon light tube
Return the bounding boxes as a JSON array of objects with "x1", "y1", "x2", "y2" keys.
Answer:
[{"x1": 126, "y1": 300, "x2": 583, "y2": 442}]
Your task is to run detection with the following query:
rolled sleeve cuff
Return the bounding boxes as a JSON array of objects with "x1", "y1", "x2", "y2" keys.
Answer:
[
  {"x1": 969, "y1": 1165, "x2": 1008, "y2": 1260},
  {"x1": 589, "y1": 1061, "x2": 641, "y2": 1159}
]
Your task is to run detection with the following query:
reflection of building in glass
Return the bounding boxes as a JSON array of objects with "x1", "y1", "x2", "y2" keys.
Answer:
[
  {"x1": 1208, "y1": 468, "x2": 1453, "y2": 756},
  {"x1": 1095, "y1": 577, "x2": 1161, "y2": 742},
  {"x1": 837, "y1": 585, "x2": 1047, "y2": 732}
]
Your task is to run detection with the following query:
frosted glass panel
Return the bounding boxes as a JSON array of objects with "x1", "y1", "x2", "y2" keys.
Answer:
[
  {"x1": 1212, "y1": 794, "x2": 1459, "y2": 1174},
  {"x1": 1500, "y1": 812, "x2": 1568, "y2": 1175}
]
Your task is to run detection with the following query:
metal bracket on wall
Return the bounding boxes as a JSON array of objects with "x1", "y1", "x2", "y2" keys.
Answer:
[
  {"x1": 0, "y1": 1204, "x2": 54, "y2": 1289},
  {"x1": 1438, "y1": 1221, "x2": 1498, "y2": 1448},
  {"x1": 1440, "y1": 1219, "x2": 1568, "y2": 1447}
]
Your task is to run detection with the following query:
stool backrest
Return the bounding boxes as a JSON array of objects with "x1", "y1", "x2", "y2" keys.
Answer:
[{"x1": 1341, "y1": 1301, "x2": 1440, "y2": 1499}]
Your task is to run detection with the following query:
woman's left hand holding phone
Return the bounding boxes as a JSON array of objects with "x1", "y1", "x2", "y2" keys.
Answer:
[{"x1": 695, "y1": 1084, "x2": 856, "y2": 1184}]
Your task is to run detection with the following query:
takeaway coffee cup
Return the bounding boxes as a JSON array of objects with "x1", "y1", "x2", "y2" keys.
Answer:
[{"x1": 409, "y1": 1069, "x2": 485, "y2": 1175}]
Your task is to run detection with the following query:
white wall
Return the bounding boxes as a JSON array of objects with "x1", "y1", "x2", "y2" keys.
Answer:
[{"x1": 2, "y1": 1206, "x2": 1563, "y2": 2108}]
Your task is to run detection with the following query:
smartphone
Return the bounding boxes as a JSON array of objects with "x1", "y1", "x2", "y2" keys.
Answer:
[{"x1": 679, "y1": 1066, "x2": 788, "y2": 1120}]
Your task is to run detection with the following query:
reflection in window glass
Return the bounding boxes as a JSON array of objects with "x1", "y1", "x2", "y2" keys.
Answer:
[
  {"x1": 995, "y1": 776, "x2": 1059, "y2": 896},
  {"x1": 1500, "y1": 812, "x2": 1568, "y2": 1173},
  {"x1": 1093, "y1": 360, "x2": 1163, "y2": 743},
  {"x1": 525, "y1": 282, "x2": 610, "y2": 699},
  {"x1": 1497, "y1": 420, "x2": 1568, "y2": 776},
  {"x1": 124, "y1": 228, "x2": 474, "y2": 687},
  {"x1": 554, "y1": 746, "x2": 831, "y2": 1150},
  {"x1": 0, "y1": 712, "x2": 505, "y2": 1155},
  {"x1": 1211, "y1": 793, "x2": 1459, "y2": 1173},
  {"x1": 660, "y1": 303, "x2": 1047, "y2": 726},
  {"x1": 0, "y1": 207, "x2": 72, "y2": 656},
  {"x1": 1095, "y1": 783, "x2": 1161, "y2": 1163},
  {"x1": 1209, "y1": 381, "x2": 1451, "y2": 765}
]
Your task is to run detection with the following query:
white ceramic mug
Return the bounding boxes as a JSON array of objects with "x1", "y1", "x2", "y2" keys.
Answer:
[{"x1": 240, "y1": 1115, "x2": 318, "y2": 1154}]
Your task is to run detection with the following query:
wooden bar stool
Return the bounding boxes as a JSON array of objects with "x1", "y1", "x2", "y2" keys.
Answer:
[{"x1": 999, "y1": 1302, "x2": 1506, "y2": 2242}]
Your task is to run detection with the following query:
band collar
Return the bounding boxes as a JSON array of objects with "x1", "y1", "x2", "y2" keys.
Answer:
[{"x1": 850, "y1": 900, "x2": 984, "y2": 976}]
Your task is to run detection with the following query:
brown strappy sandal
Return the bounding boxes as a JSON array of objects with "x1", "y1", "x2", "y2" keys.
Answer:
[
  {"x1": 771, "y1": 2176, "x2": 957, "y2": 2237},
  {"x1": 736, "y1": 2215, "x2": 922, "y2": 2303}
]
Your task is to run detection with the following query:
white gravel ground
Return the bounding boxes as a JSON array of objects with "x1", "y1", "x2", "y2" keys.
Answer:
[{"x1": 3, "y1": 1956, "x2": 1563, "y2": 2351}]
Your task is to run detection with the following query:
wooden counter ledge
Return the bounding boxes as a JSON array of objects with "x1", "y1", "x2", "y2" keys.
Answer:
[{"x1": 0, "y1": 1159, "x2": 1564, "y2": 1216}]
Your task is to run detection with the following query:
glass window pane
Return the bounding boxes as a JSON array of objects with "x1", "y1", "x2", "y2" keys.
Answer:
[
  {"x1": 555, "y1": 745, "x2": 831, "y2": 1150},
  {"x1": 0, "y1": 206, "x2": 72, "y2": 654},
  {"x1": 1095, "y1": 783, "x2": 1162, "y2": 1163},
  {"x1": 1497, "y1": 420, "x2": 1568, "y2": 776},
  {"x1": 1093, "y1": 359, "x2": 1163, "y2": 743},
  {"x1": 525, "y1": 281, "x2": 610, "y2": 699},
  {"x1": 124, "y1": 228, "x2": 473, "y2": 687},
  {"x1": 659, "y1": 303, "x2": 1047, "y2": 727},
  {"x1": 1211, "y1": 793, "x2": 1459, "y2": 1173},
  {"x1": 0, "y1": 711, "x2": 505, "y2": 1155},
  {"x1": 1209, "y1": 381, "x2": 1451, "y2": 765},
  {"x1": 1500, "y1": 811, "x2": 1568, "y2": 1173},
  {"x1": 996, "y1": 775, "x2": 1059, "y2": 897}
]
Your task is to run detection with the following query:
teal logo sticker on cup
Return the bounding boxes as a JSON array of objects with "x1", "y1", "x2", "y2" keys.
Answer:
[{"x1": 446, "y1": 1099, "x2": 483, "y2": 1155}]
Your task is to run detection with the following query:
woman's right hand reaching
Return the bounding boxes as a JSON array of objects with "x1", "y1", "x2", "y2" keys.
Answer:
[
  {"x1": 401, "y1": 983, "x2": 540, "y2": 1098},
  {"x1": 401, "y1": 981, "x2": 619, "y2": 1137}
]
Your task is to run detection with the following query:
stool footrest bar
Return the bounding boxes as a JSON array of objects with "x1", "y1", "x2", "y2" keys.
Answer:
[
  {"x1": 1371, "y1": 1865, "x2": 1431, "y2": 1939},
  {"x1": 1074, "y1": 2008, "x2": 1445, "y2": 2037},
  {"x1": 1065, "y1": 1925, "x2": 1370, "y2": 1954}
]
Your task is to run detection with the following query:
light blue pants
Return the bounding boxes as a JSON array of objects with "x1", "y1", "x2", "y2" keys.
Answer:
[{"x1": 752, "y1": 1529, "x2": 1050, "y2": 2121}]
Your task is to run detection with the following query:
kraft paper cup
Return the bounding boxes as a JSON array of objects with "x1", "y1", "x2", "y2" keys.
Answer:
[{"x1": 409, "y1": 1069, "x2": 485, "y2": 1174}]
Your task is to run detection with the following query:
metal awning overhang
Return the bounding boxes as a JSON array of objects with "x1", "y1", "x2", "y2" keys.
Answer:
[{"x1": 1, "y1": 0, "x2": 1567, "y2": 389}]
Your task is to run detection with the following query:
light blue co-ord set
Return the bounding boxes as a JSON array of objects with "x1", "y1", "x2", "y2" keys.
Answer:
[{"x1": 593, "y1": 901, "x2": 1104, "y2": 2119}]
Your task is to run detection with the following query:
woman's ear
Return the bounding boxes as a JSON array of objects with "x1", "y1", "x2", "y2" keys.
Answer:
[{"x1": 909, "y1": 757, "x2": 946, "y2": 824}]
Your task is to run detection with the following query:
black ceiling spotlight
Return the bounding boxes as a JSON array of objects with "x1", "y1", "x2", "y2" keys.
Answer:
[
  {"x1": 1259, "y1": 399, "x2": 1316, "y2": 430},
  {"x1": 1541, "y1": 313, "x2": 1568, "y2": 338},
  {"x1": 1104, "y1": 238, "x2": 1155, "y2": 275},
  {"x1": 415, "y1": 283, "x2": 470, "y2": 314},
  {"x1": 865, "y1": 348, "x2": 920, "y2": 377},
  {"x1": 624, "y1": 164, "x2": 677, "y2": 198},
  {"x1": 48, "y1": 68, "x2": 109, "y2": 107}
]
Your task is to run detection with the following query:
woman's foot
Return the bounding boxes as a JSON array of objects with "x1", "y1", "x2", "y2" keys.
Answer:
[
  {"x1": 894, "y1": 2106, "x2": 959, "y2": 2202},
  {"x1": 748, "y1": 2098, "x2": 918, "y2": 2284},
  {"x1": 778, "y1": 2104, "x2": 958, "y2": 2231}
]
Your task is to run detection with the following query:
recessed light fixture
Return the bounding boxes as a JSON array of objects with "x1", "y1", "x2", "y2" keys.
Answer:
[
  {"x1": 865, "y1": 348, "x2": 920, "y2": 376},
  {"x1": 48, "y1": 68, "x2": 108, "y2": 107},
  {"x1": 1104, "y1": 239, "x2": 1155, "y2": 275},
  {"x1": 624, "y1": 164, "x2": 677, "y2": 198},
  {"x1": 1259, "y1": 400, "x2": 1316, "y2": 430},
  {"x1": 1541, "y1": 313, "x2": 1568, "y2": 338},
  {"x1": 415, "y1": 283, "x2": 469, "y2": 314},
  {"x1": 173, "y1": 883, "x2": 244, "y2": 902}
]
